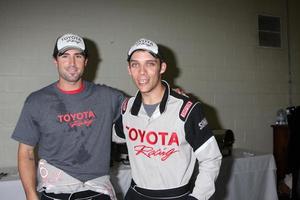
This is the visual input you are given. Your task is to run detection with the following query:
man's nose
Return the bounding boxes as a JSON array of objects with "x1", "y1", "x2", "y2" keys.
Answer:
[
  {"x1": 139, "y1": 65, "x2": 146, "y2": 74},
  {"x1": 69, "y1": 56, "x2": 76, "y2": 66}
]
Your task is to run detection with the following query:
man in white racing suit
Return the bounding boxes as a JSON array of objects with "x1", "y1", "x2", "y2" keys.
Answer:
[{"x1": 113, "y1": 38, "x2": 222, "y2": 200}]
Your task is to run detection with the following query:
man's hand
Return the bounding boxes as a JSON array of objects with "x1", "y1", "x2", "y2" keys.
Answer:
[{"x1": 172, "y1": 88, "x2": 188, "y2": 96}]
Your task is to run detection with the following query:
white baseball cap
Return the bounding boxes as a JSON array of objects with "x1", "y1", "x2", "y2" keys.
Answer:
[
  {"x1": 53, "y1": 33, "x2": 87, "y2": 57},
  {"x1": 127, "y1": 38, "x2": 161, "y2": 61}
]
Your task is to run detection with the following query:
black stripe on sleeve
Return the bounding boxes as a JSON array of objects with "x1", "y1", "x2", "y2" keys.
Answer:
[{"x1": 184, "y1": 103, "x2": 213, "y2": 151}]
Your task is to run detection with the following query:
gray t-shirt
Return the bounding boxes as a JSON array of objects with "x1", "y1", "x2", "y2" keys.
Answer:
[
  {"x1": 12, "y1": 81, "x2": 124, "y2": 182},
  {"x1": 143, "y1": 103, "x2": 159, "y2": 117}
]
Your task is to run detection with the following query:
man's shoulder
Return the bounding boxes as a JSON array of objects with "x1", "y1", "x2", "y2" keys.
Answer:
[
  {"x1": 170, "y1": 90, "x2": 199, "y2": 106},
  {"x1": 169, "y1": 90, "x2": 201, "y2": 121},
  {"x1": 92, "y1": 83, "x2": 114, "y2": 91},
  {"x1": 92, "y1": 82, "x2": 124, "y2": 95},
  {"x1": 25, "y1": 83, "x2": 56, "y2": 104}
]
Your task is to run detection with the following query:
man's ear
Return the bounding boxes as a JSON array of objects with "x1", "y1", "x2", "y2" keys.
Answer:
[
  {"x1": 160, "y1": 62, "x2": 167, "y2": 74},
  {"x1": 84, "y1": 58, "x2": 88, "y2": 67},
  {"x1": 127, "y1": 65, "x2": 132, "y2": 76},
  {"x1": 53, "y1": 58, "x2": 58, "y2": 67}
]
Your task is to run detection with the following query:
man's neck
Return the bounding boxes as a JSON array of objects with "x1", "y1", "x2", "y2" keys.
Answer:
[
  {"x1": 57, "y1": 79, "x2": 83, "y2": 91},
  {"x1": 141, "y1": 83, "x2": 165, "y2": 105}
]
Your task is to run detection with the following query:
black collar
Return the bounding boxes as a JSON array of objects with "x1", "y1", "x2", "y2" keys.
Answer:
[{"x1": 130, "y1": 81, "x2": 170, "y2": 116}]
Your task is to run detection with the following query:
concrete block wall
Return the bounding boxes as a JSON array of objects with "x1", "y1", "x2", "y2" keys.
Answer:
[
  {"x1": 0, "y1": 0, "x2": 297, "y2": 167},
  {"x1": 288, "y1": 0, "x2": 300, "y2": 105}
]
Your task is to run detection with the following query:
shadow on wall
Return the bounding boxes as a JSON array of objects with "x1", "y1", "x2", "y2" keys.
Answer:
[
  {"x1": 158, "y1": 44, "x2": 180, "y2": 88},
  {"x1": 159, "y1": 44, "x2": 222, "y2": 130},
  {"x1": 190, "y1": 93, "x2": 222, "y2": 129},
  {"x1": 202, "y1": 103, "x2": 223, "y2": 130},
  {"x1": 82, "y1": 38, "x2": 102, "y2": 82}
]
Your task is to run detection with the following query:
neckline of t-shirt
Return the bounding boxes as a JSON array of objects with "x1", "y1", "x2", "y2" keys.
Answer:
[{"x1": 56, "y1": 81, "x2": 85, "y2": 95}]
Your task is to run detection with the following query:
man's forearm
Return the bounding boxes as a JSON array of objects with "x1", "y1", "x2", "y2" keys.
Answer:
[{"x1": 18, "y1": 143, "x2": 39, "y2": 200}]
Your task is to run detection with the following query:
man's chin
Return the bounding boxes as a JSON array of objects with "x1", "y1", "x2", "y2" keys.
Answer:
[
  {"x1": 138, "y1": 88, "x2": 152, "y2": 94},
  {"x1": 66, "y1": 75, "x2": 81, "y2": 82}
]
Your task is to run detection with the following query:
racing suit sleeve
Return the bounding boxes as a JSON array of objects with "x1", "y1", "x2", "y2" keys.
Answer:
[{"x1": 184, "y1": 103, "x2": 222, "y2": 200}]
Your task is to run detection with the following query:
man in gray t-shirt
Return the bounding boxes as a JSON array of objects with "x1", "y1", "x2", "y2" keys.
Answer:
[{"x1": 11, "y1": 33, "x2": 124, "y2": 200}]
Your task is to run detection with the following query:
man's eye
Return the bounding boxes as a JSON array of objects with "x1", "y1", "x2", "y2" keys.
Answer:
[
  {"x1": 147, "y1": 62, "x2": 156, "y2": 66},
  {"x1": 131, "y1": 63, "x2": 138, "y2": 68}
]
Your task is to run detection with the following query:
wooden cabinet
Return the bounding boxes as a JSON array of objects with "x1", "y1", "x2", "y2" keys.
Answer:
[{"x1": 272, "y1": 124, "x2": 289, "y2": 184}]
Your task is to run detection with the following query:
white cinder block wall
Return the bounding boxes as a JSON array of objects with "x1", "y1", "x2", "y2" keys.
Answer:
[{"x1": 0, "y1": 0, "x2": 299, "y2": 167}]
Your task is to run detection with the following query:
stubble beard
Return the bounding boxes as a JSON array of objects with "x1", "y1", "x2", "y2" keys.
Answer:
[{"x1": 60, "y1": 68, "x2": 84, "y2": 84}]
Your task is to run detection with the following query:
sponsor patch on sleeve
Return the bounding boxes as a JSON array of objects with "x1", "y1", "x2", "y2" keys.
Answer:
[
  {"x1": 198, "y1": 118, "x2": 208, "y2": 130},
  {"x1": 180, "y1": 101, "x2": 193, "y2": 118}
]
